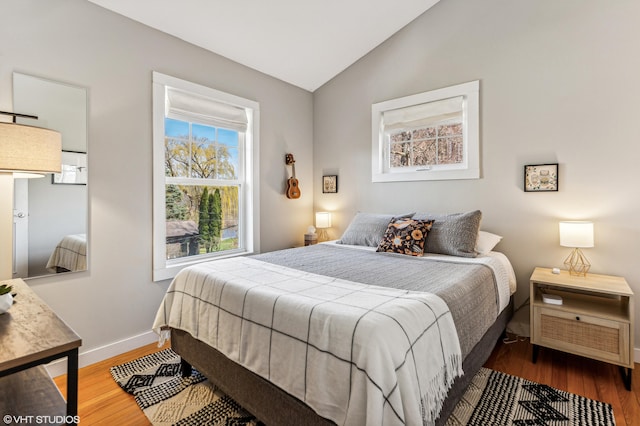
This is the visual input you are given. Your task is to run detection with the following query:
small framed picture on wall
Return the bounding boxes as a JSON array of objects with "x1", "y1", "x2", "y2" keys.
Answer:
[
  {"x1": 322, "y1": 175, "x2": 338, "y2": 193},
  {"x1": 524, "y1": 163, "x2": 558, "y2": 192}
]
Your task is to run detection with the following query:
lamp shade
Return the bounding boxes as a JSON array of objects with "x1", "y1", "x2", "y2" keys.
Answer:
[
  {"x1": 0, "y1": 122, "x2": 61, "y2": 174},
  {"x1": 315, "y1": 212, "x2": 332, "y2": 229},
  {"x1": 559, "y1": 221, "x2": 594, "y2": 248}
]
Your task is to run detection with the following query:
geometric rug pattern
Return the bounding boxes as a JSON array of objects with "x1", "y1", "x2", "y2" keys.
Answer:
[
  {"x1": 112, "y1": 350, "x2": 615, "y2": 426},
  {"x1": 110, "y1": 348, "x2": 259, "y2": 426},
  {"x1": 446, "y1": 368, "x2": 616, "y2": 426}
]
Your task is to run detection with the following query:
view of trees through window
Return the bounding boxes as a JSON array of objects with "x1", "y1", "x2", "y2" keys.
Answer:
[
  {"x1": 164, "y1": 118, "x2": 239, "y2": 260},
  {"x1": 389, "y1": 121, "x2": 463, "y2": 169}
]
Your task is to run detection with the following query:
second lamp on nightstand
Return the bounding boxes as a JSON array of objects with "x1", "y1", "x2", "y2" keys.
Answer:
[
  {"x1": 559, "y1": 221, "x2": 594, "y2": 276},
  {"x1": 315, "y1": 212, "x2": 332, "y2": 242}
]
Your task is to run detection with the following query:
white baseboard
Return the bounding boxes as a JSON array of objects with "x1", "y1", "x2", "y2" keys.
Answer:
[
  {"x1": 45, "y1": 331, "x2": 160, "y2": 378},
  {"x1": 635, "y1": 347, "x2": 640, "y2": 364}
]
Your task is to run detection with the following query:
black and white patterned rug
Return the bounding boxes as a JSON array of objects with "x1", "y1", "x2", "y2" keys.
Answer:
[
  {"x1": 111, "y1": 349, "x2": 615, "y2": 426},
  {"x1": 110, "y1": 348, "x2": 259, "y2": 426},
  {"x1": 446, "y1": 368, "x2": 615, "y2": 426}
]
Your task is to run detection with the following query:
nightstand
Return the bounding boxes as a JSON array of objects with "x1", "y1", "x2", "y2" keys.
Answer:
[{"x1": 529, "y1": 267, "x2": 634, "y2": 390}]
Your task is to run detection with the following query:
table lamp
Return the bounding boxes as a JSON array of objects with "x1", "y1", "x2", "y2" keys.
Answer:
[
  {"x1": 315, "y1": 212, "x2": 332, "y2": 242},
  {"x1": 559, "y1": 221, "x2": 594, "y2": 276},
  {"x1": 0, "y1": 111, "x2": 61, "y2": 280}
]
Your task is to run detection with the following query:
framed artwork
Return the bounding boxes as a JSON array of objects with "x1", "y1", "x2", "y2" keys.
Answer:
[
  {"x1": 52, "y1": 151, "x2": 87, "y2": 185},
  {"x1": 322, "y1": 175, "x2": 338, "y2": 193},
  {"x1": 524, "y1": 163, "x2": 558, "y2": 192}
]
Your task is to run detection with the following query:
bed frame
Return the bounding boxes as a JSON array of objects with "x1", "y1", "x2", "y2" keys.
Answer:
[{"x1": 174, "y1": 298, "x2": 513, "y2": 425}]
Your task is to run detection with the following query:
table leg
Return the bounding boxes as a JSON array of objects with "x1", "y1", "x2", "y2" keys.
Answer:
[
  {"x1": 620, "y1": 366, "x2": 632, "y2": 391},
  {"x1": 66, "y1": 348, "x2": 79, "y2": 424}
]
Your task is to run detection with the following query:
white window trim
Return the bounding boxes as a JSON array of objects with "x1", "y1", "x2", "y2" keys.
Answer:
[
  {"x1": 152, "y1": 72, "x2": 260, "y2": 282},
  {"x1": 371, "y1": 80, "x2": 480, "y2": 182}
]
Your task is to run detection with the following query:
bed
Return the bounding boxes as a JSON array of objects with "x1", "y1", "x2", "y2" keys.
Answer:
[
  {"x1": 46, "y1": 233, "x2": 87, "y2": 273},
  {"x1": 153, "y1": 211, "x2": 517, "y2": 425}
]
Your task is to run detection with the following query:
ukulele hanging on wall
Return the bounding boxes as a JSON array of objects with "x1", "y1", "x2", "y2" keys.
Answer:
[{"x1": 285, "y1": 153, "x2": 301, "y2": 199}]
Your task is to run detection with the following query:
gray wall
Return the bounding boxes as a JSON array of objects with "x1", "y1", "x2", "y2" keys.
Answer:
[
  {"x1": 1, "y1": 0, "x2": 314, "y2": 351},
  {"x1": 314, "y1": 0, "x2": 640, "y2": 347}
]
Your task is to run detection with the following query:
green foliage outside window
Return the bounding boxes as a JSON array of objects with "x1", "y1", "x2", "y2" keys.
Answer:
[{"x1": 165, "y1": 119, "x2": 239, "y2": 259}]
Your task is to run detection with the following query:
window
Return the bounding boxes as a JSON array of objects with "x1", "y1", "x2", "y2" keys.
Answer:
[
  {"x1": 152, "y1": 72, "x2": 260, "y2": 281},
  {"x1": 372, "y1": 80, "x2": 479, "y2": 182}
]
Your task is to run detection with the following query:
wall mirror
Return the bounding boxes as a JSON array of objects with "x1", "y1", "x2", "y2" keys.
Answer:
[{"x1": 12, "y1": 72, "x2": 88, "y2": 278}]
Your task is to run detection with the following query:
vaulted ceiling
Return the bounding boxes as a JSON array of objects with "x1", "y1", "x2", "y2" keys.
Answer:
[{"x1": 87, "y1": 0, "x2": 439, "y2": 91}]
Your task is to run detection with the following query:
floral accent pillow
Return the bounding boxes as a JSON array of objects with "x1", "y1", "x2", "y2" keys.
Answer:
[{"x1": 376, "y1": 218, "x2": 435, "y2": 256}]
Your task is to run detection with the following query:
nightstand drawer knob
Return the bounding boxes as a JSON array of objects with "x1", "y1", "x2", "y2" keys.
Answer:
[{"x1": 576, "y1": 316, "x2": 580, "y2": 321}]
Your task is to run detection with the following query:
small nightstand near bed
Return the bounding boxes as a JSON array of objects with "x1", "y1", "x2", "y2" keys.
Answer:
[
  {"x1": 529, "y1": 267, "x2": 634, "y2": 390},
  {"x1": 0, "y1": 278, "x2": 82, "y2": 425}
]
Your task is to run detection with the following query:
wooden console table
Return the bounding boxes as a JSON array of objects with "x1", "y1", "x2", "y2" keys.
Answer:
[{"x1": 0, "y1": 278, "x2": 82, "y2": 425}]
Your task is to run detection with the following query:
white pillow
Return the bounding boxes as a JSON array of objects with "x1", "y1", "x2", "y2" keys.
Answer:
[{"x1": 476, "y1": 231, "x2": 502, "y2": 254}]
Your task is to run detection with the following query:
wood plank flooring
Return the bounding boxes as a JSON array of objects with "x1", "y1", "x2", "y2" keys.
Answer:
[
  {"x1": 54, "y1": 338, "x2": 640, "y2": 425},
  {"x1": 54, "y1": 342, "x2": 169, "y2": 426}
]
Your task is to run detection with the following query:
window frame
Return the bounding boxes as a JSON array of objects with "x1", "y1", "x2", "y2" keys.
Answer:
[
  {"x1": 152, "y1": 72, "x2": 260, "y2": 281},
  {"x1": 371, "y1": 80, "x2": 480, "y2": 182}
]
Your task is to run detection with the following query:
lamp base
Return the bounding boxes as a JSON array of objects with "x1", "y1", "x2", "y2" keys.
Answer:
[
  {"x1": 0, "y1": 173, "x2": 15, "y2": 280},
  {"x1": 317, "y1": 228, "x2": 329, "y2": 242},
  {"x1": 564, "y1": 248, "x2": 591, "y2": 276}
]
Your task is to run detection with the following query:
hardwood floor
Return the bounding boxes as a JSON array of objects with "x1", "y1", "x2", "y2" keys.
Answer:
[
  {"x1": 55, "y1": 338, "x2": 640, "y2": 425},
  {"x1": 54, "y1": 342, "x2": 169, "y2": 426}
]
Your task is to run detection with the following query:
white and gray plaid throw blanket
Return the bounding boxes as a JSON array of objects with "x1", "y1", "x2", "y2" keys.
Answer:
[{"x1": 153, "y1": 257, "x2": 463, "y2": 426}]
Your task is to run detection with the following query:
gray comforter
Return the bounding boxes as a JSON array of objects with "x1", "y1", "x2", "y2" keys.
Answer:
[{"x1": 254, "y1": 243, "x2": 500, "y2": 358}]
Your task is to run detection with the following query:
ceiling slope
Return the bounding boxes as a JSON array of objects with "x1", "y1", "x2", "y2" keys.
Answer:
[{"x1": 87, "y1": 0, "x2": 439, "y2": 91}]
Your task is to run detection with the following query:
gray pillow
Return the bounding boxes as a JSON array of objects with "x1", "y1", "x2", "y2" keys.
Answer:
[
  {"x1": 338, "y1": 212, "x2": 414, "y2": 247},
  {"x1": 412, "y1": 210, "x2": 482, "y2": 257}
]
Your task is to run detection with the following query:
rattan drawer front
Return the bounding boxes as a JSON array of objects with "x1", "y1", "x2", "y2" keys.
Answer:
[
  {"x1": 533, "y1": 306, "x2": 630, "y2": 366},
  {"x1": 540, "y1": 314, "x2": 619, "y2": 353}
]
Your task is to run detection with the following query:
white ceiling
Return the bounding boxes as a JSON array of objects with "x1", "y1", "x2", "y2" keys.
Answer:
[{"x1": 87, "y1": 0, "x2": 439, "y2": 92}]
